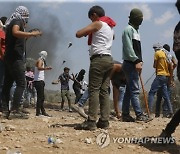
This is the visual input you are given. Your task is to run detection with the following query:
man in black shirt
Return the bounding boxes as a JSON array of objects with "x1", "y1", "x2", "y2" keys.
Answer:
[{"x1": 2, "y1": 6, "x2": 41, "y2": 116}]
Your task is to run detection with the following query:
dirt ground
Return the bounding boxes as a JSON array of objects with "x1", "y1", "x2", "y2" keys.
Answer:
[{"x1": 0, "y1": 103, "x2": 179, "y2": 154}]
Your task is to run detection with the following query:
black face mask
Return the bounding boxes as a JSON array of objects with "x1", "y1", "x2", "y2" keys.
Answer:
[
  {"x1": 129, "y1": 17, "x2": 143, "y2": 30},
  {"x1": 24, "y1": 18, "x2": 28, "y2": 24},
  {"x1": 130, "y1": 16, "x2": 143, "y2": 25}
]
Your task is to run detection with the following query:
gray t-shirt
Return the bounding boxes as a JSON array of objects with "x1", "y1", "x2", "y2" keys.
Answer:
[{"x1": 58, "y1": 73, "x2": 71, "y2": 90}]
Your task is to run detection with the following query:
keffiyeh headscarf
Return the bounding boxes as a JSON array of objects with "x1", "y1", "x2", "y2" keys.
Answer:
[
  {"x1": 153, "y1": 43, "x2": 163, "y2": 50},
  {"x1": 6, "y1": 6, "x2": 29, "y2": 26},
  {"x1": 39, "y1": 51, "x2": 48, "y2": 60}
]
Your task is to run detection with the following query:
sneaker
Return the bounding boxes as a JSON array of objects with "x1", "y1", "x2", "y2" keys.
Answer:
[
  {"x1": 73, "y1": 104, "x2": 88, "y2": 119},
  {"x1": 69, "y1": 108, "x2": 73, "y2": 112},
  {"x1": 42, "y1": 112, "x2": 52, "y2": 117},
  {"x1": 155, "y1": 114, "x2": 160, "y2": 118},
  {"x1": 122, "y1": 114, "x2": 135, "y2": 122},
  {"x1": 136, "y1": 114, "x2": 153, "y2": 122},
  {"x1": 163, "y1": 113, "x2": 173, "y2": 118},
  {"x1": 166, "y1": 113, "x2": 173, "y2": 118},
  {"x1": 74, "y1": 120, "x2": 97, "y2": 131},
  {"x1": 10, "y1": 110, "x2": 29, "y2": 119},
  {"x1": 36, "y1": 113, "x2": 41, "y2": 116},
  {"x1": 96, "y1": 119, "x2": 109, "y2": 129},
  {"x1": 20, "y1": 108, "x2": 30, "y2": 114}
]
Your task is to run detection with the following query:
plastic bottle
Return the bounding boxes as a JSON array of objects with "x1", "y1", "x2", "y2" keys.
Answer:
[{"x1": 48, "y1": 136, "x2": 56, "y2": 144}]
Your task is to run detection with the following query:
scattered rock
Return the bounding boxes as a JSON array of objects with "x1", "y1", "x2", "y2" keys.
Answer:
[
  {"x1": 0, "y1": 146, "x2": 9, "y2": 150},
  {"x1": 75, "y1": 132, "x2": 82, "y2": 136},
  {"x1": 84, "y1": 138, "x2": 92, "y2": 144},
  {"x1": 0, "y1": 123, "x2": 5, "y2": 132},
  {"x1": 14, "y1": 145, "x2": 21, "y2": 148},
  {"x1": 56, "y1": 139, "x2": 63, "y2": 144},
  {"x1": 1, "y1": 120, "x2": 7, "y2": 123},
  {"x1": 42, "y1": 117, "x2": 50, "y2": 123},
  {"x1": 5, "y1": 125, "x2": 15, "y2": 131},
  {"x1": 52, "y1": 144, "x2": 59, "y2": 148},
  {"x1": 118, "y1": 145, "x2": 123, "y2": 149},
  {"x1": 127, "y1": 145, "x2": 136, "y2": 149}
]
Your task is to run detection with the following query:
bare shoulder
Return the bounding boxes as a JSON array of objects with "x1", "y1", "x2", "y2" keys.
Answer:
[{"x1": 93, "y1": 21, "x2": 102, "y2": 30}]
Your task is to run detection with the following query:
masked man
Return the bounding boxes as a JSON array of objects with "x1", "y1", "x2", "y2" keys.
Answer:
[{"x1": 2, "y1": 6, "x2": 42, "y2": 118}]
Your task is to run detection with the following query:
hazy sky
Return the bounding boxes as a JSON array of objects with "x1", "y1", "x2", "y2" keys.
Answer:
[{"x1": 0, "y1": 0, "x2": 178, "y2": 92}]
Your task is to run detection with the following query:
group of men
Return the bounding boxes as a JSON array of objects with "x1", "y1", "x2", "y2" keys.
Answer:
[
  {"x1": 74, "y1": 1, "x2": 180, "y2": 139},
  {"x1": 0, "y1": 1, "x2": 179, "y2": 141},
  {"x1": 0, "y1": 6, "x2": 48, "y2": 118}
]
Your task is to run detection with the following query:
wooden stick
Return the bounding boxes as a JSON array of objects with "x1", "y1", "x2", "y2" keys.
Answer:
[{"x1": 139, "y1": 74, "x2": 150, "y2": 116}]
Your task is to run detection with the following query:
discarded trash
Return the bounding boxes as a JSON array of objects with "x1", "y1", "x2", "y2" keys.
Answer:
[
  {"x1": 6, "y1": 149, "x2": 21, "y2": 154},
  {"x1": 56, "y1": 139, "x2": 63, "y2": 144},
  {"x1": 84, "y1": 138, "x2": 92, "y2": 144},
  {"x1": 48, "y1": 136, "x2": 56, "y2": 144},
  {"x1": 0, "y1": 123, "x2": 4, "y2": 133}
]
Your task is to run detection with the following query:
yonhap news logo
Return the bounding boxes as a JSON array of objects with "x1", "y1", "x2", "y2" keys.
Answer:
[
  {"x1": 96, "y1": 132, "x2": 111, "y2": 148},
  {"x1": 112, "y1": 136, "x2": 175, "y2": 144},
  {"x1": 96, "y1": 132, "x2": 175, "y2": 148}
]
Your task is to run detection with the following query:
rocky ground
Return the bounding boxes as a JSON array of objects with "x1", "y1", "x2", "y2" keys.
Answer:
[{"x1": 0, "y1": 103, "x2": 179, "y2": 154}]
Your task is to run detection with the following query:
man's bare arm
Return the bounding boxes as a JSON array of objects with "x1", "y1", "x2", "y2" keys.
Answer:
[
  {"x1": 12, "y1": 25, "x2": 42, "y2": 39},
  {"x1": 76, "y1": 21, "x2": 102, "y2": 38}
]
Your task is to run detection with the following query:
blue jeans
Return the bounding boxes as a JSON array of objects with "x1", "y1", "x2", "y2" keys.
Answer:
[
  {"x1": 118, "y1": 86, "x2": 126, "y2": 112},
  {"x1": 122, "y1": 61, "x2": 143, "y2": 116},
  {"x1": 148, "y1": 75, "x2": 173, "y2": 114},
  {"x1": 0, "y1": 60, "x2": 5, "y2": 105},
  {"x1": 78, "y1": 88, "x2": 89, "y2": 107},
  {"x1": 156, "y1": 86, "x2": 172, "y2": 115},
  {"x1": 24, "y1": 87, "x2": 37, "y2": 105}
]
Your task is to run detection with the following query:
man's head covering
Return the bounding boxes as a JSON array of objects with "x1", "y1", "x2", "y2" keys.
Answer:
[
  {"x1": 6, "y1": 6, "x2": 29, "y2": 26},
  {"x1": 39, "y1": 51, "x2": 47, "y2": 60},
  {"x1": 129, "y1": 8, "x2": 143, "y2": 19},
  {"x1": 0, "y1": 16, "x2": 7, "y2": 28},
  {"x1": 176, "y1": 0, "x2": 180, "y2": 14},
  {"x1": 79, "y1": 69, "x2": 86, "y2": 75},
  {"x1": 153, "y1": 43, "x2": 163, "y2": 50},
  {"x1": 163, "y1": 44, "x2": 170, "y2": 52},
  {"x1": 129, "y1": 8, "x2": 143, "y2": 29}
]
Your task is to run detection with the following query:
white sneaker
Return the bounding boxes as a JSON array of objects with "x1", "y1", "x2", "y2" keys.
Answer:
[{"x1": 73, "y1": 104, "x2": 88, "y2": 119}]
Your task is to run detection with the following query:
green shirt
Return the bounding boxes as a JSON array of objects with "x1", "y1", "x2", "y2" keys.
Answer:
[{"x1": 122, "y1": 24, "x2": 142, "y2": 64}]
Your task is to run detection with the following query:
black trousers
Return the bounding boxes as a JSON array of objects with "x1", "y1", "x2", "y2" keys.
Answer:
[
  {"x1": 73, "y1": 84, "x2": 82, "y2": 103},
  {"x1": 34, "y1": 80, "x2": 46, "y2": 114},
  {"x1": 2, "y1": 60, "x2": 25, "y2": 110},
  {"x1": 165, "y1": 109, "x2": 180, "y2": 135},
  {"x1": 175, "y1": 51, "x2": 180, "y2": 81}
]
